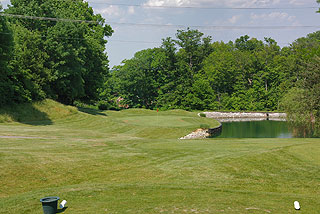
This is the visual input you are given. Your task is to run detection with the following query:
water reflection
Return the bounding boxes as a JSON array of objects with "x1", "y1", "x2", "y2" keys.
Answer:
[{"x1": 214, "y1": 120, "x2": 292, "y2": 138}]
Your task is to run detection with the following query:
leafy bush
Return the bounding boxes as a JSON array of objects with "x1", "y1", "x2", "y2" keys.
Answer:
[
  {"x1": 109, "y1": 106, "x2": 121, "y2": 111},
  {"x1": 199, "y1": 113, "x2": 206, "y2": 117},
  {"x1": 97, "y1": 100, "x2": 121, "y2": 111},
  {"x1": 98, "y1": 101, "x2": 111, "y2": 110}
]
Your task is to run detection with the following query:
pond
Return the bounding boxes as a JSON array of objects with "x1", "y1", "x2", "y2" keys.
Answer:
[{"x1": 214, "y1": 120, "x2": 292, "y2": 138}]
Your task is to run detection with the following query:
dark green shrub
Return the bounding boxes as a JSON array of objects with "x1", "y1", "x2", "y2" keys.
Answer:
[
  {"x1": 98, "y1": 101, "x2": 111, "y2": 110},
  {"x1": 199, "y1": 113, "x2": 206, "y2": 117},
  {"x1": 109, "y1": 106, "x2": 121, "y2": 111}
]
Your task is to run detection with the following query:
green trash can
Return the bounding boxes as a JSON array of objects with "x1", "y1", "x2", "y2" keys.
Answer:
[{"x1": 40, "y1": 196, "x2": 60, "y2": 214}]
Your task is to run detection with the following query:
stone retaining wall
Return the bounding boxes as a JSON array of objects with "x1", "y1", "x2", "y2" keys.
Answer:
[
  {"x1": 203, "y1": 112, "x2": 286, "y2": 119},
  {"x1": 207, "y1": 124, "x2": 222, "y2": 137},
  {"x1": 217, "y1": 118, "x2": 286, "y2": 122}
]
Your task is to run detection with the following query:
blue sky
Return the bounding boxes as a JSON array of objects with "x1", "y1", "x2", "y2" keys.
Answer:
[{"x1": 1, "y1": 0, "x2": 319, "y2": 68}]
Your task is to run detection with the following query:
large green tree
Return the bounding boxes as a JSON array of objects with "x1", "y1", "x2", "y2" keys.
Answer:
[
  {"x1": 281, "y1": 31, "x2": 320, "y2": 137},
  {"x1": 0, "y1": 4, "x2": 16, "y2": 106},
  {"x1": 202, "y1": 36, "x2": 284, "y2": 111},
  {"x1": 157, "y1": 29, "x2": 214, "y2": 110},
  {"x1": 202, "y1": 42, "x2": 237, "y2": 109},
  {"x1": 5, "y1": 0, "x2": 113, "y2": 104},
  {"x1": 111, "y1": 48, "x2": 167, "y2": 109},
  {"x1": 174, "y1": 28, "x2": 213, "y2": 71}
]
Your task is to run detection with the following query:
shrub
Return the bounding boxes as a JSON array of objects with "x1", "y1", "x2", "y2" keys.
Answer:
[
  {"x1": 109, "y1": 106, "x2": 121, "y2": 111},
  {"x1": 97, "y1": 101, "x2": 121, "y2": 111},
  {"x1": 199, "y1": 113, "x2": 206, "y2": 117},
  {"x1": 97, "y1": 101, "x2": 111, "y2": 110}
]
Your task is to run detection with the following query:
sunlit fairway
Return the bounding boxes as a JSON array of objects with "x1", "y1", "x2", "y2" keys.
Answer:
[{"x1": 0, "y1": 100, "x2": 319, "y2": 213}]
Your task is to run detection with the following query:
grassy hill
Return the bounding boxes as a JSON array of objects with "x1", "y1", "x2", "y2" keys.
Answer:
[
  {"x1": 0, "y1": 99, "x2": 78, "y2": 123},
  {"x1": 0, "y1": 100, "x2": 319, "y2": 213}
]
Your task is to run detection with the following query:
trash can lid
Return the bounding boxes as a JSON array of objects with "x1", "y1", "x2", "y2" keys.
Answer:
[{"x1": 40, "y1": 196, "x2": 60, "y2": 203}]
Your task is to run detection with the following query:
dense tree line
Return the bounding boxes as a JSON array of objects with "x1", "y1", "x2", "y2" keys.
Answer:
[
  {"x1": 108, "y1": 30, "x2": 317, "y2": 111},
  {"x1": 0, "y1": 0, "x2": 113, "y2": 106},
  {"x1": 0, "y1": 4, "x2": 14, "y2": 107}
]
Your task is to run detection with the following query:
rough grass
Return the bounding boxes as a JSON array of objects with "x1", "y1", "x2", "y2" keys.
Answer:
[
  {"x1": 0, "y1": 100, "x2": 77, "y2": 123},
  {"x1": 0, "y1": 100, "x2": 319, "y2": 213}
]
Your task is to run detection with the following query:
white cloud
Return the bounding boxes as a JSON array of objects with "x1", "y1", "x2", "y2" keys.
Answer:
[
  {"x1": 226, "y1": 0, "x2": 280, "y2": 8},
  {"x1": 228, "y1": 15, "x2": 242, "y2": 24},
  {"x1": 144, "y1": 0, "x2": 192, "y2": 7},
  {"x1": 144, "y1": 0, "x2": 281, "y2": 8},
  {"x1": 95, "y1": 5, "x2": 122, "y2": 17},
  {"x1": 128, "y1": 6, "x2": 135, "y2": 15},
  {"x1": 0, "y1": 0, "x2": 10, "y2": 8},
  {"x1": 289, "y1": 0, "x2": 307, "y2": 5},
  {"x1": 251, "y1": 12, "x2": 296, "y2": 22},
  {"x1": 94, "y1": 5, "x2": 135, "y2": 18}
]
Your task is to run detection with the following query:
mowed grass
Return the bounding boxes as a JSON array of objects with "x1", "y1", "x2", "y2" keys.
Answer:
[{"x1": 0, "y1": 100, "x2": 319, "y2": 213}]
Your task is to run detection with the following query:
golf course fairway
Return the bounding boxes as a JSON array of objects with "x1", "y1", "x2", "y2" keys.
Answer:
[{"x1": 0, "y1": 100, "x2": 319, "y2": 213}]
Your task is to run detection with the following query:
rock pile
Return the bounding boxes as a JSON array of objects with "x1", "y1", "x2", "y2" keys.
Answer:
[{"x1": 180, "y1": 129, "x2": 209, "y2": 140}]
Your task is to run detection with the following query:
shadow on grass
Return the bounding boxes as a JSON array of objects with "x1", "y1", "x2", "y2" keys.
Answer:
[
  {"x1": 22, "y1": 119, "x2": 53, "y2": 126},
  {"x1": 57, "y1": 207, "x2": 68, "y2": 213},
  {"x1": 0, "y1": 103, "x2": 53, "y2": 126},
  {"x1": 77, "y1": 107, "x2": 107, "y2": 116}
]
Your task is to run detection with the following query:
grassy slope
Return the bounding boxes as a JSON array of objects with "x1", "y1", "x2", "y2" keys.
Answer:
[
  {"x1": 0, "y1": 99, "x2": 78, "y2": 123},
  {"x1": 0, "y1": 100, "x2": 319, "y2": 213}
]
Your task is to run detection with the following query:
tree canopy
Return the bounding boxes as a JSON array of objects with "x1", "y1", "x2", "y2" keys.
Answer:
[
  {"x1": 110, "y1": 29, "x2": 299, "y2": 111},
  {"x1": 2, "y1": 0, "x2": 113, "y2": 105},
  {"x1": 0, "y1": 3, "x2": 16, "y2": 106}
]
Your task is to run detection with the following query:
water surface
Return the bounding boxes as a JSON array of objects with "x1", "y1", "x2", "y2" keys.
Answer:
[{"x1": 215, "y1": 120, "x2": 292, "y2": 138}]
